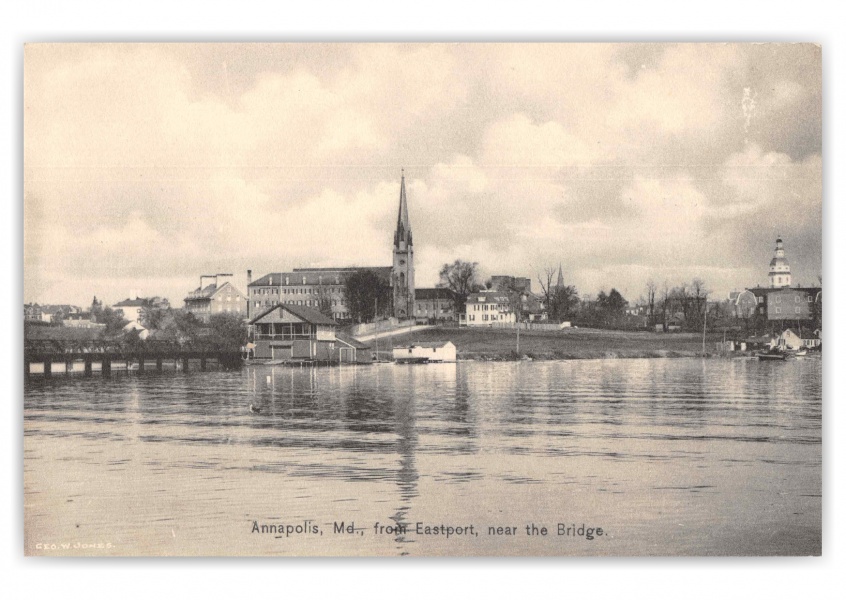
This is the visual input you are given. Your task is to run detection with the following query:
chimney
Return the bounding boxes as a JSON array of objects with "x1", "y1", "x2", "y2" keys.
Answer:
[{"x1": 247, "y1": 269, "x2": 252, "y2": 285}]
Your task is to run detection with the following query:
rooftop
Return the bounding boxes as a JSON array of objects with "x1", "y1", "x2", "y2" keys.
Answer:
[
  {"x1": 249, "y1": 267, "x2": 392, "y2": 288},
  {"x1": 249, "y1": 303, "x2": 338, "y2": 326}
]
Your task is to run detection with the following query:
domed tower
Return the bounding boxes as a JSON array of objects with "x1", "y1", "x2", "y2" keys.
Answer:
[{"x1": 768, "y1": 237, "x2": 792, "y2": 288}]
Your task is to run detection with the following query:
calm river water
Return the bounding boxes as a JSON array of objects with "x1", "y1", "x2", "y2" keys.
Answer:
[{"x1": 24, "y1": 358, "x2": 821, "y2": 556}]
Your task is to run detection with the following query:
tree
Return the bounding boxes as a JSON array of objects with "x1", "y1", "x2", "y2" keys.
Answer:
[
  {"x1": 343, "y1": 270, "x2": 391, "y2": 324},
  {"x1": 314, "y1": 284, "x2": 335, "y2": 318},
  {"x1": 645, "y1": 280, "x2": 657, "y2": 328},
  {"x1": 140, "y1": 305, "x2": 169, "y2": 330},
  {"x1": 439, "y1": 260, "x2": 480, "y2": 316},
  {"x1": 689, "y1": 278, "x2": 710, "y2": 331},
  {"x1": 536, "y1": 267, "x2": 557, "y2": 318},
  {"x1": 493, "y1": 276, "x2": 529, "y2": 322},
  {"x1": 98, "y1": 306, "x2": 129, "y2": 336},
  {"x1": 551, "y1": 285, "x2": 579, "y2": 320},
  {"x1": 207, "y1": 313, "x2": 248, "y2": 349}
]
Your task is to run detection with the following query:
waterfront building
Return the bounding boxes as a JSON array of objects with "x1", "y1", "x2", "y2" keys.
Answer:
[
  {"x1": 249, "y1": 303, "x2": 338, "y2": 361},
  {"x1": 247, "y1": 173, "x2": 415, "y2": 322},
  {"x1": 392, "y1": 341, "x2": 457, "y2": 363},
  {"x1": 184, "y1": 274, "x2": 246, "y2": 322}
]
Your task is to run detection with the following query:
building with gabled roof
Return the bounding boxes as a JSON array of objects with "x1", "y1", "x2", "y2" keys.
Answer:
[
  {"x1": 248, "y1": 303, "x2": 338, "y2": 361},
  {"x1": 460, "y1": 291, "x2": 517, "y2": 327},
  {"x1": 184, "y1": 274, "x2": 246, "y2": 322},
  {"x1": 392, "y1": 340, "x2": 456, "y2": 363}
]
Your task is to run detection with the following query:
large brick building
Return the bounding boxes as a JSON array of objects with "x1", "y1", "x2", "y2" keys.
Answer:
[{"x1": 732, "y1": 238, "x2": 821, "y2": 327}]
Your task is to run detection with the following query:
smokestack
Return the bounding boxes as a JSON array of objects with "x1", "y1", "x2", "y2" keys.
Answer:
[{"x1": 247, "y1": 269, "x2": 252, "y2": 285}]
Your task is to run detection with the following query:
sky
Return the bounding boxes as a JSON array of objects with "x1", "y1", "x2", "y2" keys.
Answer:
[{"x1": 23, "y1": 43, "x2": 822, "y2": 307}]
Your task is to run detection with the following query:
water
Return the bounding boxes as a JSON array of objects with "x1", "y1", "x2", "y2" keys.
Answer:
[{"x1": 24, "y1": 358, "x2": 822, "y2": 556}]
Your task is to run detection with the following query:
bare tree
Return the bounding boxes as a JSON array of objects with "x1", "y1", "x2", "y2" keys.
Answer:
[
  {"x1": 439, "y1": 260, "x2": 480, "y2": 315},
  {"x1": 690, "y1": 278, "x2": 710, "y2": 331},
  {"x1": 537, "y1": 267, "x2": 557, "y2": 318},
  {"x1": 659, "y1": 281, "x2": 670, "y2": 332},
  {"x1": 645, "y1": 279, "x2": 657, "y2": 328}
]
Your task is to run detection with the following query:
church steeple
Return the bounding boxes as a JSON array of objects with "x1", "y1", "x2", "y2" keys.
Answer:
[
  {"x1": 556, "y1": 263, "x2": 564, "y2": 288},
  {"x1": 394, "y1": 170, "x2": 412, "y2": 249},
  {"x1": 392, "y1": 170, "x2": 415, "y2": 319}
]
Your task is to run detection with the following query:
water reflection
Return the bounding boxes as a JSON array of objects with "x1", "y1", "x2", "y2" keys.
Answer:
[{"x1": 24, "y1": 358, "x2": 821, "y2": 556}]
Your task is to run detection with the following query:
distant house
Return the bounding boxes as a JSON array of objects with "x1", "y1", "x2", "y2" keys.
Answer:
[
  {"x1": 249, "y1": 303, "x2": 338, "y2": 361},
  {"x1": 24, "y1": 303, "x2": 47, "y2": 322},
  {"x1": 777, "y1": 328, "x2": 803, "y2": 350},
  {"x1": 803, "y1": 330, "x2": 822, "y2": 348},
  {"x1": 113, "y1": 298, "x2": 147, "y2": 323},
  {"x1": 27, "y1": 304, "x2": 82, "y2": 323},
  {"x1": 414, "y1": 288, "x2": 456, "y2": 323},
  {"x1": 184, "y1": 274, "x2": 246, "y2": 322},
  {"x1": 460, "y1": 291, "x2": 516, "y2": 327},
  {"x1": 393, "y1": 341, "x2": 457, "y2": 363},
  {"x1": 63, "y1": 312, "x2": 105, "y2": 330}
]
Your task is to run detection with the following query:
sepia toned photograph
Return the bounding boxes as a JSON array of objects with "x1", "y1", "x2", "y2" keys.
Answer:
[{"x1": 23, "y1": 42, "x2": 822, "y2": 557}]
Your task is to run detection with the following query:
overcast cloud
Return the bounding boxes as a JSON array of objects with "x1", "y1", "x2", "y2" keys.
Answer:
[{"x1": 24, "y1": 43, "x2": 822, "y2": 306}]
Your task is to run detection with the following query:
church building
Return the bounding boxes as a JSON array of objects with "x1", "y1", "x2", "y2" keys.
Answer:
[{"x1": 247, "y1": 172, "x2": 416, "y2": 322}]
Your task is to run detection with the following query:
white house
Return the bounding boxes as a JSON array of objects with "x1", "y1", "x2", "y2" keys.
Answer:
[
  {"x1": 393, "y1": 341, "x2": 457, "y2": 363},
  {"x1": 114, "y1": 298, "x2": 146, "y2": 323},
  {"x1": 460, "y1": 291, "x2": 516, "y2": 327}
]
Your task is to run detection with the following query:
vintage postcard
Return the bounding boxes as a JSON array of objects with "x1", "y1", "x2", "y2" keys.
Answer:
[{"x1": 23, "y1": 43, "x2": 822, "y2": 557}]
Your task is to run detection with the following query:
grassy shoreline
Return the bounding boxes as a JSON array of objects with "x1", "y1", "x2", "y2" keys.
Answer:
[{"x1": 382, "y1": 326, "x2": 723, "y2": 361}]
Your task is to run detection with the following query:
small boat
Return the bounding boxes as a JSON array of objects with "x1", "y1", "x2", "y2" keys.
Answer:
[
  {"x1": 792, "y1": 348, "x2": 808, "y2": 357},
  {"x1": 757, "y1": 348, "x2": 788, "y2": 361}
]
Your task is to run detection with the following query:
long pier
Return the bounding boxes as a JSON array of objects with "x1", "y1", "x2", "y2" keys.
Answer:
[{"x1": 24, "y1": 349, "x2": 243, "y2": 378}]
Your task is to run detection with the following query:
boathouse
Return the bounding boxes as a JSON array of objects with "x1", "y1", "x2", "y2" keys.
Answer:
[
  {"x1": 249, "y1": 304, "x2": 338, "y2": 361},
  {"x1": 392, "y1": 341, "x2": 457, "y2": 363}
]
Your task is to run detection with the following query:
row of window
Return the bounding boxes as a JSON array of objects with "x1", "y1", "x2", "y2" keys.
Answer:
[
  {"x1": 469, "y1": 303, "x2": 507, "y2": 312},
  {"x1": 773, "y1": 307, "x2": 805, "y2": 315},
  {"x1": 260, "y1": 275, "x2": 342, "y2": 287},
  {"x1": 253, "y1": 287, "x2": 343, "y2": 296},
  {"x1": 254, "y1": 299, "x2": 346, "y2": 308}
]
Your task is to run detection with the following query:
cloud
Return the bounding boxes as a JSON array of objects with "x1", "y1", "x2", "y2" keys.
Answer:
[{"x1": 23, "y1": 43, "x2": 822, "y2": 306}]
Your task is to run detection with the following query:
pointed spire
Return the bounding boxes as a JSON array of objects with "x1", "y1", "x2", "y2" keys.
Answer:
[
  {"x1": 395, "y1": 170, "x2": 411, "y2": 248},
  {"x1": 397, "y1": 170, "x2": 409, "y2": 228},
  {"x1": 557, "y1": 263, "x2": 564, "y2": 288}
]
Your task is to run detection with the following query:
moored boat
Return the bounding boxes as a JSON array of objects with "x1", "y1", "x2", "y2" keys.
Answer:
[{"x1": 757, "y1": 348, "x2": 788, "y2": 361}]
